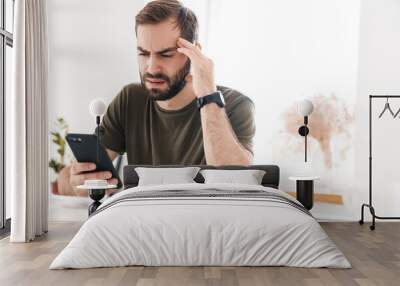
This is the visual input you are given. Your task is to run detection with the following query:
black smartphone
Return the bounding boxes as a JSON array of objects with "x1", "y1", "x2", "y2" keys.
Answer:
[{"x1": 66, "y1": 133, "x2": 122, "y2": 188}]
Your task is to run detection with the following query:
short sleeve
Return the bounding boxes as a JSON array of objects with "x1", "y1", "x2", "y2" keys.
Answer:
[
  {"x1": 99, "y1": 88, "x2": 126, "y2": 154},
  {"x1": 227, "y1": 98, "x2": 256, "y2": 155}
]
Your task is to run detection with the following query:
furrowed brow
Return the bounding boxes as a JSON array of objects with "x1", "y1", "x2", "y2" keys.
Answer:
[
  {"x1": 137, "y1": 46, "x2": 149, "y2": 53},
  {"x1": 137, "y1": 46, "x2": 177, "y2": 54},
  {"x1": 157, "y1": 47, "x2": 177, "y2": 54}
]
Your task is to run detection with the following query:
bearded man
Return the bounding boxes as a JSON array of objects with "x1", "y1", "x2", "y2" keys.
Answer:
[{"x1": 57, "y1": 0, "x2": 256, "y2": 196}]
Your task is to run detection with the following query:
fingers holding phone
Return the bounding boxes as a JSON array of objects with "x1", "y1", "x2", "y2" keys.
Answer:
[
  {"x1": 66, "y1": 133, "x2": 122, "y2": 193},
  {"x1": 69, "y1": 161, "x2": 117, "y2": 196},
  {"x1": 70, "y1": 161, "x2": 96, "y2": 174}
]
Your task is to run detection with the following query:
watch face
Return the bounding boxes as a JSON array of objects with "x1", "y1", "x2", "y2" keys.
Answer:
[
  {"x1": 196, "y1": 97, "x2": 203, "y2": 109},
  {"x1": 218, "y1": 92, "x2": 225, "y2": 106}
]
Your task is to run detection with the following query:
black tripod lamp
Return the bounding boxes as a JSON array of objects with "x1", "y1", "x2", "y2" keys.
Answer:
[
  {"x1": 87, "y1": 98, "x2": 107, "y2": 215},
  {"x1": 297, "y1": 99, "x2": 314, "y2": 162}
]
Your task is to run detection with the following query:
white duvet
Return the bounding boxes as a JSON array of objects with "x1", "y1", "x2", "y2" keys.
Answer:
[{"x1": 49, "y1": 183, "x2": 351, "y2": 269}]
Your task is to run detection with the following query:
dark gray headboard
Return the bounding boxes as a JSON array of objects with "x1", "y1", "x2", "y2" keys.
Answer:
[{"x1": 123, "y1": 165, "x2": 280, "y2": 189}]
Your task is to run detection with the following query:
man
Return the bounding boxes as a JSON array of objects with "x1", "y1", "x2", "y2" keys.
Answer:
[{"x1": 57, "y1": 0, "x2": 255, "y2": 196}]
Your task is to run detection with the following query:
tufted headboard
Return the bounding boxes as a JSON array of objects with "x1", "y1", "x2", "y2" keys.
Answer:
[{"x1": 123, "y1": 165, "x2": 280, "y2": 189}]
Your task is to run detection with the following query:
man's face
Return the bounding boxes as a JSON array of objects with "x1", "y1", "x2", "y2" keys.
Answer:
[{"x1": 137, "y1": 18, "x2": 191, "y2": 101}]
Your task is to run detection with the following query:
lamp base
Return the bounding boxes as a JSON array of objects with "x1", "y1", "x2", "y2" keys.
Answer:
[{"x1": 88, "y1": 189, "x2": 105, "y2": 216}]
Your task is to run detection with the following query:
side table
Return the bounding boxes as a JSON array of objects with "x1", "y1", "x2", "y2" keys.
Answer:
[{"x1": 288, "y1": 176, "x2": 320, "y2": 210}]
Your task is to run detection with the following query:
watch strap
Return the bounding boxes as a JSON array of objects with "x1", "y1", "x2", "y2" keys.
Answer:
[{"x1": 196, "y1": 91, "x2": 225, "y2": 109}]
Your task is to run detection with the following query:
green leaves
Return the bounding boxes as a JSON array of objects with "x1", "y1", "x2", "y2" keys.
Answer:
[
  {"x1": 49, "y1": 117, "x2": 69, "y2": 174},
  {"x1": 48, "y1": 158, "x2": 65, "y2": 174}
]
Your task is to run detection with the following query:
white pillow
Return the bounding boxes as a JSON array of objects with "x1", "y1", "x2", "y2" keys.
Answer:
[
  {"x1": 135, "y1": 167, "x2": 201, "y2": 186},
  {"x1": 200, "y1": 169, "x2": 266, "y2": 185}
]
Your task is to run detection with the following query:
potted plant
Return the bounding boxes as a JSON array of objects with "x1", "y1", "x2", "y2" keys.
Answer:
[{"x1": 49, "y1": 117, "x2": 69, "y2": 194}]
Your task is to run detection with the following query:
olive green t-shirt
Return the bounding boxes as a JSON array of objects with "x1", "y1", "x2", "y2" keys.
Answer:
[{"x1": 99, "y1": 83, "x2": 255, "y2": 165}]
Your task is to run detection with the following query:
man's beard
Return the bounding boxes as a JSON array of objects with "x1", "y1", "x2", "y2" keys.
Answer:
[{"x1": 140, "y1": 60, "x2": 191, "y2": 101}]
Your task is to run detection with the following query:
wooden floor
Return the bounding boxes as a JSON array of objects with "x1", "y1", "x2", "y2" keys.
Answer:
[{"x1": 0, "y1": 222, "x2": 399, "y2": 286}]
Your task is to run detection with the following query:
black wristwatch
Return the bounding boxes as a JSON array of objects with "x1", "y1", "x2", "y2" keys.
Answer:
[{"x1": 196, "y1": 91, "x2": 225, "y2": 109}]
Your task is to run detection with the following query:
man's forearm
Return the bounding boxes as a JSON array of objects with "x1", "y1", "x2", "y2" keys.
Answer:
[
  {"x1": 200, "y1": 104, "x2": 253, "y2": 166},
  {"x1": 175, "y1": 37, "x2": 252, "y2": 165}
]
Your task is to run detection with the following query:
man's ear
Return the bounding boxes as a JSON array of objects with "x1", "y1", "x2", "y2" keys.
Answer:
[{"x1": 195, "y1": 42, "x2": 202, "y2": 50}]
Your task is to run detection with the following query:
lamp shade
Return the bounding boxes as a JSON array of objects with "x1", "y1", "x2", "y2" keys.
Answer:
[
  {"x1": 89, "y1": 98, "x2": 106, "y2": 117},
  {"x1": 298, "y1": 99, "x2": 314, "y2": 116}
]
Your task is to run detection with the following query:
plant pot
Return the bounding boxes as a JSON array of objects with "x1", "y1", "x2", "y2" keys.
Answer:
[{"x1": 51, "y1": 180, "x2": 59, "y2": 195}]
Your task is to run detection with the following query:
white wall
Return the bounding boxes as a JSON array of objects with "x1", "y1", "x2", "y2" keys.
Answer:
[
  {"x1": 47, "y1": 0, "x2": 143, "y2": 221},
  {"x1": 203, "y1": 0, "x2": 360, "y2": 220},
  {"x1": 354, "y1": 0, "x2": 400, "y2": 220},
  {"x1": 48, "y1": 0, "x2": 142, "y2": 134}
]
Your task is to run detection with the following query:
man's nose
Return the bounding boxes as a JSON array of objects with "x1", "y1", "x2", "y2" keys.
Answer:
[{"x1": 147, "y1": 55, "x2": 162, "y2": 75}]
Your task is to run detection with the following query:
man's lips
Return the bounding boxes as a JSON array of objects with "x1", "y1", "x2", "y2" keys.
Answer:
[{"x1": 146, "y1": 78, "x2": 166, "y2": 84}]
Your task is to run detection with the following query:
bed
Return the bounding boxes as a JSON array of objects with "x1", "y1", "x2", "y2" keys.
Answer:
[{"x1": 49, "y1": 164, "x2": 351, "y2": 269}]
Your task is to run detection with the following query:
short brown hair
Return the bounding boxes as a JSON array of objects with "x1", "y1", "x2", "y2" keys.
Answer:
[{"x1": 135, "y1": 0, "x2": 199, "y2": 43}]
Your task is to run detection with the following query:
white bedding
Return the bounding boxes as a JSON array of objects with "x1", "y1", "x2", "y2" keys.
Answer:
[{"x1": 49, "y1": 183, "x2": 351, "y2": 269}]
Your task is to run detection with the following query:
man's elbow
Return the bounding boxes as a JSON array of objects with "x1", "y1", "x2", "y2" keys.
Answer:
[
  {"x1": 214, "y1": 149, "x2": 253, "y2": 166},
  {"x1": 240, "y1": 149, "x2": 253, "y2": 166}
]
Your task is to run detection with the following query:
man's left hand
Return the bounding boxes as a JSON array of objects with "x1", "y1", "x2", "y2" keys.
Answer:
[{"x1": 177, "y1": 37, "x2": 217, "y2": 98}]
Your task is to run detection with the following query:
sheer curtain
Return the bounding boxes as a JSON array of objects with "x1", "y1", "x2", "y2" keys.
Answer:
[{"x1": 10, "y1": 0, "x2": 49, "y2": 242}]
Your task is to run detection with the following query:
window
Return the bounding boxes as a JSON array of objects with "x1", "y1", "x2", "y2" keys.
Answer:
[{"x1": 0, "y1": 0, "x2": 14, "y2": 237}]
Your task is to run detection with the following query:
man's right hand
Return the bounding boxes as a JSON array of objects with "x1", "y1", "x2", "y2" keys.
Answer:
[{"x1": 69, "y1": 162, "x2": 118, "y2": 196}]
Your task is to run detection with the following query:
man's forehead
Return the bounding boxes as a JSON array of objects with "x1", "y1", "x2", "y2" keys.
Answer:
[{"x1": 136, "y1": 19, "x2": 180, "y2": 52}]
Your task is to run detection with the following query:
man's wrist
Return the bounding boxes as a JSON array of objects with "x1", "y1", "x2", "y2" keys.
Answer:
[
  {"x1": 196, "y1": 86, "x2": 217, "y2": 98},
  {"x1": 197, "y1": 91, "x2": 225, "y2": 110},
  {"x1": 200, "y1": 102, "x2": 223, "y2": 112}
]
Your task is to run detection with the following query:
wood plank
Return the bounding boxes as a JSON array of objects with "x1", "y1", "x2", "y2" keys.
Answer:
[
  {"x1": 287, "y1": 192, "x2": 343, "y2": 204},
  {"x1": 1, "y1": 222, "x2": 399, "y2": 285}
]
